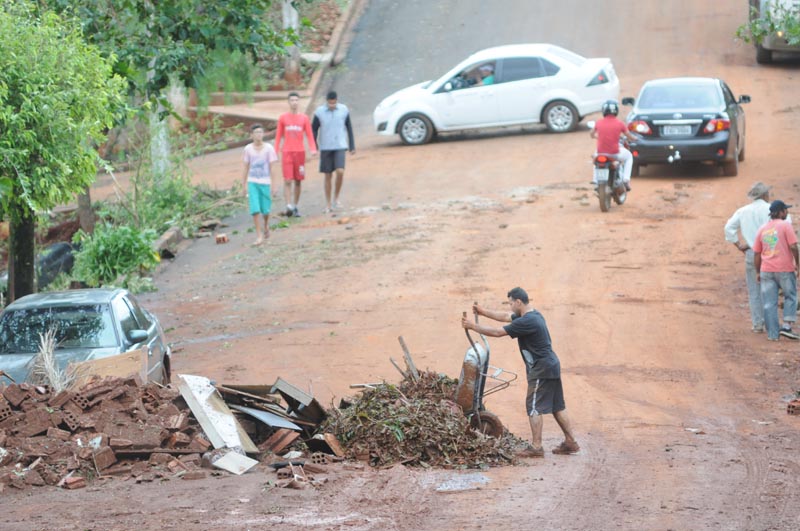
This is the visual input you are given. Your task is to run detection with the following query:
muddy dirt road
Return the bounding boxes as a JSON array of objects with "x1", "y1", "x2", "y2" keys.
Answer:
[{"x1": 4, "y1": 1, "x2": 800, "y2": 530}]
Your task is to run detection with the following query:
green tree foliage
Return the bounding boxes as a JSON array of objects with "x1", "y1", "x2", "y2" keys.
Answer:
[
  {"x1": 0, "y1": 2, "x2": 126, "y2": 300},
  {"x1": 72, "y1": 224, "x2": 160, "y2": 288},
  {"x1": 39, "y1": 0, "x2": 303, "y2": 104},
  {"x1": 737, "y1": 2, "x2": 800, "y2": 45}
]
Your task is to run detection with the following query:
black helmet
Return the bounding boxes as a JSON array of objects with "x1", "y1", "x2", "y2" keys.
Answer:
[{"x1": 602, "y1": 100, "x2": 619, "y2": 116}]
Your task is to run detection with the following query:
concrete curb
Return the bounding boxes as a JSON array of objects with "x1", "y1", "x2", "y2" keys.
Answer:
[{"x1": 305, "y1": 0, "x2": 369, "y2": 113}]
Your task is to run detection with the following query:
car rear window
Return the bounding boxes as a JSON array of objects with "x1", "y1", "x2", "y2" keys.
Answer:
[
  {"x1": 0, "y1": 304, "x2": 118, "y2": 354},
  {"x1": 637, "y1": 84, "x2": 722, "y2": 110}
]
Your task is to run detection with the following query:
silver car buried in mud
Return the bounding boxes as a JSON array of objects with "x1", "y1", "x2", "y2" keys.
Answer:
[{"x1": 0, "y1": 288, "x2": 171, "y2": 385}]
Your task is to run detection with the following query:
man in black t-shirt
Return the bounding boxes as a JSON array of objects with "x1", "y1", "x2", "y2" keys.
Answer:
[{"x1": 461, "y1": 287, "x2": 579, "y2": 458}]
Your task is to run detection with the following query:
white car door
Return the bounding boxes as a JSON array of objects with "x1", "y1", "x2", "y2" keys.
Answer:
[
  {"x1": 495, "y1": 57, "x2": 559, "y2": 123},
  {"x1": 430, "y1": 64, "x2": 499, "y2": 128}
]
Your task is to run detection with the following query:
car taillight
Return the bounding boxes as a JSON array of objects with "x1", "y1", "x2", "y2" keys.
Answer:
[
  {"x1": 629, "y1": 120, "x2": 652, "y2": 135},
  {"x1": 702, "y1": 118, "x2": 730, "y2": 134},
  {"x1": 587, "y1": 70, "x2": 609, "y2": 86}
]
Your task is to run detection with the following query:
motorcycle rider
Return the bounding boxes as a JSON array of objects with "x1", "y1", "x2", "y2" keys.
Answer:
[{"x1": 590, "y1": 100, "x2": 637, "y2": 191}]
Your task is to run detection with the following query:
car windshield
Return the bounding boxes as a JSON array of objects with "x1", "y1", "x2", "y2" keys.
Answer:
[
  {"x1": 638, "y1": 84, "x2": 721, "y2": 110},
  {"x1": 0, "y1": 304, "x2": 118, "y2": 354}
]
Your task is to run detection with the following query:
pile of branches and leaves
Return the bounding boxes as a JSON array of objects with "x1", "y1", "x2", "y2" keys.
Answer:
[{"x1": 325, "y1": 371, "x2": 529, "y2": 469}]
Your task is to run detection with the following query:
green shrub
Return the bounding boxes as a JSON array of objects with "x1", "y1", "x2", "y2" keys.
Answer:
[{"x1": 72, "y1": 224, "x2": 160, "y2": 287}]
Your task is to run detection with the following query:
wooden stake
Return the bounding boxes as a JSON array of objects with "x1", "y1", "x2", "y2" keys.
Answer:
[{"x1": 397, "y1": 336, "x2": 420, "y2": 382}]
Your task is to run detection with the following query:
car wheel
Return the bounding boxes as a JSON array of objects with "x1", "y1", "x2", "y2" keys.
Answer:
[
  {"x1": 723, "y1": 153, "x2": 739, "y2": 177},
  {"x1": 398, "y1": 113, "x2": 434, "y2": 145},
  {"x1": 755, "y1": 44, "x2": 772, "y2": 64},
  {"x1": 543, "y1": 101, "x2": 578, "y2": 133},
  {"x1": 738, "y1": 143, "x2": 745, "y2": 162},
  {"x1": 631, "y1": 162, "x2": 640, "y2": 177}
]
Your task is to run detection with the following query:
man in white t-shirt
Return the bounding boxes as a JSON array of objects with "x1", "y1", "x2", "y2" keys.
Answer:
[{"x1": 242, "y1": 123, "x2": 278, "y2": 246}]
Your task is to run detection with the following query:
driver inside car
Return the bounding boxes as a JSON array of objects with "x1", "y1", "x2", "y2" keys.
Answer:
[{"x1": 474, "y1": 64, "x2": 495, "y2": 86}]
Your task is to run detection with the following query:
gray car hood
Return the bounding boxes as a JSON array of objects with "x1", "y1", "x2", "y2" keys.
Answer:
[{"x1": 0, "y1": 347, "x2": 120, "y2": 385}]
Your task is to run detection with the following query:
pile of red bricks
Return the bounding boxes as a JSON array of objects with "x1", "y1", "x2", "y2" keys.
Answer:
[{"x1": 0, "y1": 377, "x2": 212, "y2": 491}]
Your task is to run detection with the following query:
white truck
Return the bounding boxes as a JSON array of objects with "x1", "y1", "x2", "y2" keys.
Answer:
[{"x1": 749, "y1": 0, "x2": 800, "y2": 63}]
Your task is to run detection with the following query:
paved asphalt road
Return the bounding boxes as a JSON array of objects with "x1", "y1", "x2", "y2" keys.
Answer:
[{"x1": 322, "y1": 0, "x2": 743, "y2": 138}]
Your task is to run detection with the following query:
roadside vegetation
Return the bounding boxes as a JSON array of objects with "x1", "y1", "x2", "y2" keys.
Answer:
[{"x1": 1, "y1": 0, "x2": 331, "y2": 301}]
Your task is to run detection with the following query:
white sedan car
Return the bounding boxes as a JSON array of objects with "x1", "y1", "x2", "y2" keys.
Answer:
[{"x1": 373, "y1": 44, "x2": 620, "y2": 145}]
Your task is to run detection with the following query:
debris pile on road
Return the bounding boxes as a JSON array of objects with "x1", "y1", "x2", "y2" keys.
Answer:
[
  {"x1": 0, "y1": 373, "x2": 338, "y2": 491},
  {"x1": 0, "y1": 376, "x2": 213, "y2": 491},
  {"x1": 326, "y1": 371, "x2": 527, "y2": 468}
]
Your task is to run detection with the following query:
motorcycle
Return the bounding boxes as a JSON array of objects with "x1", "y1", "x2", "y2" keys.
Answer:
[{"x1": 587, "y1": 120, "x2": 628, "y2": 213}]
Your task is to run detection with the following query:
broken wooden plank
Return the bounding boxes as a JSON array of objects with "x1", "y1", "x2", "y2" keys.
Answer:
[
  {"x1": 175, "y1": 374, "x2": 258, "y2": 453},
  {"x1": 398, "y1": 336, "x2": 420, "y2": 382},
  {"x1": 216, "y1": 385, "x2": 281, "y2": 405},
  {"x1": 389, "y1": 357, "x2": 408, "y2": 379},
  {"x1": 262, "y1": 429, "x2": 301, "y2": 454}
]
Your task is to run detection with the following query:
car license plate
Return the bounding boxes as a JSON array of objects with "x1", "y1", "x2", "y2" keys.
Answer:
[
  {"x1": 663, "y1": 125, "x2": 691, "y2": 136},
  {"x1": 594, "y1": 168, "x2": 609, "y2": 181}
]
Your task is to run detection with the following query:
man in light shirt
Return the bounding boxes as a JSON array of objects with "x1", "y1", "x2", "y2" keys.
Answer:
[
  {"x1": 724, "y1": 182, "x2": 779, "y2": 332},
  {"x1": 725, "y1": 181, "x2": 791, "y2": 332}
]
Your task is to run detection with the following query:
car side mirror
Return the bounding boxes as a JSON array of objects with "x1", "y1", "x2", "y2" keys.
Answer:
[
  {"x1": 444, "y1": 82, "x2": 453, "y2": 92},
  {"x1": 621, "y1": 97, "x2": 635, "y2": 106},
  {"x1": 127, "y1": 329, "x2": 148, "y2": 344},
  {"x1": 738, "y1": 95, "x2": 751, "y2": 104}
]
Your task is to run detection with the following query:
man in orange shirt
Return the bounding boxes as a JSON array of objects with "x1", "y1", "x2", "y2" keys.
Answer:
[{"x1": 274, "y1": 92, "x2": 317, "y2": 217}]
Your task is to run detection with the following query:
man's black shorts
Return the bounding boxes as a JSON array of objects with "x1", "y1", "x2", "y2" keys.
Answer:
[
  {"x1": 319, "y1": 149, "x2": 346, "y2": 173},
  {"x1": 525, "y1": 378, "x2": 566, "y2": 416}
]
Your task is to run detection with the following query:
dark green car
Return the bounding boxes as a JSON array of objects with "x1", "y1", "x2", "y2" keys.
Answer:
[{"x1": 0, "y1": 288, "x2": 171, "y2": 385}]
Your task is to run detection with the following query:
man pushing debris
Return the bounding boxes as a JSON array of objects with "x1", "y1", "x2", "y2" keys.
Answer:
[{"x1": 461, "y1": 287, "x2": 579, "y2": 458}]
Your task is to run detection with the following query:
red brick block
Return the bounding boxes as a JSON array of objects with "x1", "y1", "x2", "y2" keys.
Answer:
[
  {"x1": 24, "y1": 470, "x2": 46, "y2": 487},
  {"x1": 109, "y1": 438, "x2": 133, "y2": 449},
  {"x1": 47, "y1": 427, "x2": 71, "y2": 441},
  {"x1": 167, "y1": 432, "x2": 191, "y2": 448},
  {"x1": 788, "y1": 399, "x2": 800, "y2": 415},
  {"x1": 148, "y1": 453, "x2": 171, "y2": 466},
  {"x1": 131, "y1": 461, "x2": 151, "y2": 477},
  {"x1": 48, "y1": 390, "x2": 74, "y2": 408},
  {"x1": 167, "y1": 459, "x2": 187, "y2": 473},
  {"x1": 263, "y1": 428, "x2": 300, "y2": 454},
  {"x1": 166, "y1": 413, "x2": 189, "y2": 431},
  {"x1": 16, "y1": 409, "x2": 53, "y2": 437},
  {"x1": 0, "y1": 399, "x2": 12, "y2": 422},
  {"x1": 181, "y1": 470, "x2": 206, "y2": 480},
  {"x1": 93, "y1": 447, "x2": 117, "y2": 471},
  {"x1": 189, "y1": 435, "x2": 212, "y2": 452},
  {"x1": 71, "y1": 395, "x2": 90, "y2": 410},
  {"x1": 61, "y1": 409, "x2": 80, "y2": 432},
  {"x1": 63, "y1": 476, "x2": 86, "y2": 489},
  {"x1": 77, "y1": 447, "x2": 93, "y2": 460},
  {"x1": 66, "y1": 456, "x2": 80, "y2": 471},
  {"x1": 179, "y1": 453, "x2": 201, "y2": 467},
  {"x1": 2, "y1": 385, "x2": 27, "y2": 407}
]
